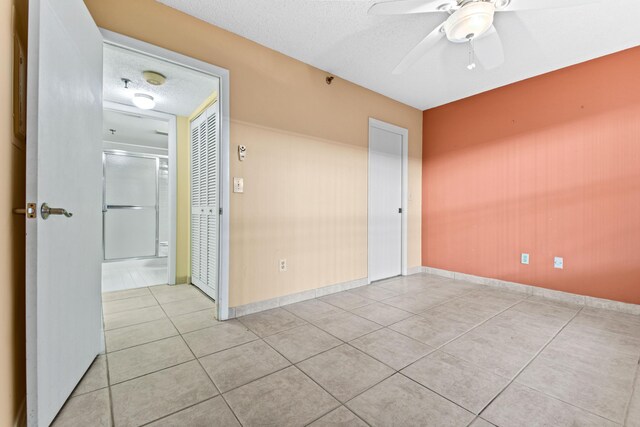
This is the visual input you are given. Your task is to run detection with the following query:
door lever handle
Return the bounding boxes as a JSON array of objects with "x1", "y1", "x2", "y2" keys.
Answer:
[{"x1": 41, "y1": 202, "x2": 73, "y2": 219}]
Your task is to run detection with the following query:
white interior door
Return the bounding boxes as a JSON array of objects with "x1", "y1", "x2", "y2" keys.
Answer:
[
  {"x1": 25, "y1": 0, "x2": 103, "y2": 425},
  {"x1": 190, "y1": 102, "x2": 219, "y2": 300},
  {"x1": 369, "y1": 126, "x2": 403, "y2": 282}
]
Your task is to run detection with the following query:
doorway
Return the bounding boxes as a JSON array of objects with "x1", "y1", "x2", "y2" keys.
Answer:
[
  {"x1": 101, "y1": 106, "x2": 174, "y2": 291},
  {"x1": 100, "y1": 30, "x2": 231, "y2": 319},
  {"x1": 368, "y1": 118, "x2": 409, "y2": 283}
]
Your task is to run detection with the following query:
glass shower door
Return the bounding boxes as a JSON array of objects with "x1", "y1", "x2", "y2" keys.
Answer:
[{"x1": 103, "y1": 152, "x2": 159, "y2": 260}]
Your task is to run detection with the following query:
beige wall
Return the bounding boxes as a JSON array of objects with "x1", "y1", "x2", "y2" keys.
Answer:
[
  {"x1": 1, "y1": 0, "x2": 27, "y2": 424},
  {"x1": 84, "y1": 0, "x2": 422, "y2": 308}
]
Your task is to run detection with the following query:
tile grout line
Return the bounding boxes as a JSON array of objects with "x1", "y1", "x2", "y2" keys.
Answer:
[
  {"x1": 470, "y1": 306, "x2": 586, "y2": 426},
  {"x1": 389, "y1": 295, "x2": 526, "y2": 356},
  {"x1": 105, "y1": 286, "x2": 224, "y2": 424},
  {"x1": 623, "y1": 358, "x2": 640, "y2": 426},
  {"x1": 259, "y1": 337, "x2": 381, "y2": 427},
  {"x1": 104, "y1": 305, "x2": 214, "y2": 333},
  {"x1": 102, "y1": 303, "x2": 116, "y2": 427},
  {"x1": 151, "y1": 288, "x2": 247, "y2": 427}
]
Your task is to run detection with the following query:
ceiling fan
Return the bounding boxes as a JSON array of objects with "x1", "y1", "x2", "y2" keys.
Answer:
[{"x1": 369, "y1": 0, "x2": 600, "y2": 74}]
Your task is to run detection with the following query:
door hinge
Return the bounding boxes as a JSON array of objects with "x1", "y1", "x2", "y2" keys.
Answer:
[
  {"x1": 13, "y1": 203, "x2": 37, "y2": 218},
  {"x1": 219, "y1": 207, "x2": 223, "y2": 215},
  {"x1": 398, "y1": 208, "x2": 402, "y2": 214}
]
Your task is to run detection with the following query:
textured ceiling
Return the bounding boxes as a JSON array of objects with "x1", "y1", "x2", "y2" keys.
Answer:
[
  {"x1": 103, "y1": 109, "x2": 168, "y2": 149},
  {"x1": 103, "y1": 43, "x2": 219, "y2": 116},
  {"x1": 158, "y1": 0, "x2": 640, "y2": 110}
]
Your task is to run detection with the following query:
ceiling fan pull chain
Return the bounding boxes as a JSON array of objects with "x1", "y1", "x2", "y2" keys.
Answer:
[{"x1": 467, "y1": 38, "x2": 477, "y2": 70}]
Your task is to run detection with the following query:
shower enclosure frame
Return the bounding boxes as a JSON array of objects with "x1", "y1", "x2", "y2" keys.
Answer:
[
  {"x1": 103, "y1": 99, "x2": 177, "y2": 285},
  {"x1": 102, "y1": 149, "x2": 166, "y2": 262}
]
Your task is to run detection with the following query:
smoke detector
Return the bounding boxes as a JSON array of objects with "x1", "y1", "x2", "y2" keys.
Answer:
[{"x1": 142, "y1": 70, "x2": 166, "y2": 86}]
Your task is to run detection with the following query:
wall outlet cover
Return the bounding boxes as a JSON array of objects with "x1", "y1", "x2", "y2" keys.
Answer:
[
  {"x1": 233, "y1": 177, "x2": 244, "y2": 193},
  {"x1": 554, "y1": 257, "x2": 564, "y2": 269},
  {"x1": 521, "y1": 253, "x2": 529, "y2": 265},
  {"x1": 279, "y1": 259, "x2": 287, "y2": 272}
]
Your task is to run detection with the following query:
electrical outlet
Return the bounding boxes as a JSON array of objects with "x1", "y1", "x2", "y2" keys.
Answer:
[
  {"x1": 554, "y1": 257, "x2": 564, "y2": 269},
  {"x1": 279, "y1": 259, "x2": 287, "y2": 272},
  {"x1": 521, "y1": 253, "x2": 529, "y2": 265}
]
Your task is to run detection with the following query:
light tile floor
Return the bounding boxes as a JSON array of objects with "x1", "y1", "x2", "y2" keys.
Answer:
[
  {"x1": 102, "y1": 258, "x2": 168, "y2": 293},
  {"x1": 53, "y1": 273, "x2": 640, "y2": 427}
]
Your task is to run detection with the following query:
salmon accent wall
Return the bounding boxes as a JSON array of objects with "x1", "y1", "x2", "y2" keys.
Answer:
[{"x1": 422, "y1": 45, "x2": 640, "y2": 305}]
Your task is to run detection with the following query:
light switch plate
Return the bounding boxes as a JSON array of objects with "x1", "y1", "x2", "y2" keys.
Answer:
[
  {"x1": 233, "y1": 177, "x2": 244, "y2": 193},
  {"x1": 554, "y1": 257, "x2": 564, "y2": 269},
  {"x1": 521, "y1": 253, "x2": 529, "y2": 265}
]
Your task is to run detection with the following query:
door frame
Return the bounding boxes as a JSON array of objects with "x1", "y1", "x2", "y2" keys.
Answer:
[
  {"x1": 367, "y1": 117, "x2": 409, "y2": 284},
  {"x1": 103, "y1": 101, "x2": 177, "y2": 282},
  {"x1": 101, "y1": 30, "x2": 232, "y2": 320}
]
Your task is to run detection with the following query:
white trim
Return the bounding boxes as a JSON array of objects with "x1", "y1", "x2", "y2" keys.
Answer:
[
  {"x1": 407, "y1": 266, "x2": 423, "y2": 275},
  {"x1": 103, "y1": 100, "x2": 177, "y2": 285},
  {"x1": 367, "y1": 118, "x2": 409, "y2": 284},
  {"x1": 230, "y1": 278, "x2": 369, "y2": 318},
  {"x1": 101, "y1": 30, "x2": 232, "y2": 320},
  {"x1": 422, "y1": 266, "x2": 640, "y2": 315}
]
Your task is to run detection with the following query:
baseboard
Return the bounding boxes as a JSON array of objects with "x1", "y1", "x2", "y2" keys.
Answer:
[
  {"x1": 230, "y1": 277, "x2": 369, "y2": 318},
  {"x1": 407, "y1": 265, "x2": 423, "y2": 275},
  {"x1": 14, "y1": 397, "x2": 26, "y2": 427},
  {"x1": 422, "y1": 266, "x2": 640, "y2": 316}
]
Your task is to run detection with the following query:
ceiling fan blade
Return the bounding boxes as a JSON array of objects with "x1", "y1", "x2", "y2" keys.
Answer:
[
  {"x1": 473, "y1": 26, "x2": 504, "y2": 70},
  {"x1": 368, "y1": 0, "x2": 452, "y2": 15},
  {"x1": 497, "y1": 0, "x2": 601, "y2": 12},
  {"x1": 393, "y1": 25, "x2": 445, "y2": 74}
]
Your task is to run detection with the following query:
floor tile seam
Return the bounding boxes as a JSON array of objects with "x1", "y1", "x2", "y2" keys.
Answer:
[
  {"x1": 170, "y1": 312, "x2": 245, "y2": 427},
  {"x1": 345, "y1": 342, "x2": 436, "y2": 373},
  {"x1": 236, "y1": 316, "x2": 311, "y2": 339},
  {"x1": 159, "y1": 294, "x2": 216, "y2": 310},
  {"x1": 137, "y1": 396, "x2": 220, "y2": 427},
  {"x1": 147, "y1": 296, "x2": 240, "y2": 426},
  {"x1": 260, "y1": 336, "x2": 391, "y2": 411},
  {"x1": 102, "y1": 307, "x2": 117, "y2": 427},
  {"x1": 622, "y1": 358, "x2": 640, "y2": 426},
  {"x1": 318, "y1": 294, "x2": 377, "y2": 312},
  {"x1": 103, "y1": 301, "x2": 160, "y2": 317},
  {"x1": 279, "y1": 306, "x2": 348, "y2": 327},
  {"x1": 476, "y1": 306, "x2": 591, "y2": 421},
  {"x1": 192, "y1": 354, "x2": 246, "y2": 427},
  {"x1": 168, "y1": 305, "x2": 221, "y2": 324},
  {"x1": 265, "y1": 336, "x2": 345, "y2": 366},
  {"x1": 105, "y1": 329, "x2": 182, "y2": 354},
  {"x1": 345, "y1": 303, "x2": 414, "y2": 327},
  {"x1": 154, "y1": 294, "x2": 212, "y2": 305},
  {"x1": 103, "y1": 314, "x2": 170, "y2": 333},
  {"x1": 70, "y1": 384, "x2": 109, "y2": 399},
  {"x1": 101, "y1": 291, "x2": 153, "y2": 303},
  {"x1": 303, "y1": 404, "x2": 373, "y2": 427},
  {"x1": 564, "y1": 320, "x2": 640, "y2": 344},
  {"x1": 514, "y1": 381, "x2": 626, "y2": 425},
  {"x1": 395, "y1": 370, "x2": 478, "y2": 417},
  {"x1": 227, "y1": 337, "x2": 343, "y2": 424},
  {"x1": 398, "y1": 348, "x2": 511, "y2": 390},
  {"x1": 300, "y1": 312, "x2": 385, "y2": 343},
  {"x1": 577, "y1": 310, "x2": 640, "y2": 329},
  {"x1": 389, "y1": 296, "x2": 524, "y2": 354}
]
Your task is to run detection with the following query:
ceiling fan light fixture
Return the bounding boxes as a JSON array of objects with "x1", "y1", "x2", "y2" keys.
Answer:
[
  {"x1": 443, "y1": 1, "x2": 495, "y2": 43},
  {"x1": 132, "y1": 93, "x2": 155, "y2": 110}
]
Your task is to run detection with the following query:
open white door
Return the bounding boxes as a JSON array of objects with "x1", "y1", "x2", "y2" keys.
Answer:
[{"x1": 25, "y1": 0, "x2": 103, "y2": 426}]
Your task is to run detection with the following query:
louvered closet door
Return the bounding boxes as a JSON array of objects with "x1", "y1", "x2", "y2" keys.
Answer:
[{"x1": 190, "y1": 102, "x2": 219, "y2": 299}]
